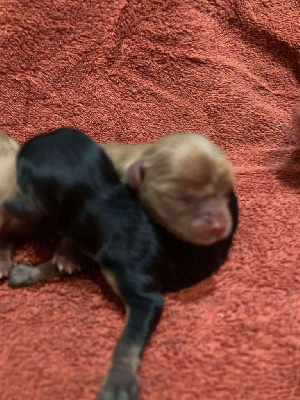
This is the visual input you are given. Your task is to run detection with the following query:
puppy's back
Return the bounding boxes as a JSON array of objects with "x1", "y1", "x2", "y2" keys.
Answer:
[
  {"x1": 11, "y1": 128, "x2": 161, "y2": 270},
  {"x1": 19, "y1": 128, "x2": 99, "y2": 178},
  {"x1": 18, "y1": 127, "x2": 119, "y2": 193}
]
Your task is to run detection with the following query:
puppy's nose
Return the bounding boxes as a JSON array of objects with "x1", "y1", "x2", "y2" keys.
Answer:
[{"x1": 211, "y1": 222, "x2": 226, "y2": 237}]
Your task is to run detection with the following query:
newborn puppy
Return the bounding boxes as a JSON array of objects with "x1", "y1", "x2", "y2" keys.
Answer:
[
  {"x1": 9, "y1": 132, "x2": 238, "y2": 291},
  {"x1": 0, "y1": 131, "x2": 25, "y2": 278},
  {"x1": 5, "y1": 127, "x2": 164, "y2": 400},
  {"x1": 103, "y1": 134, "x2": 237, "y2": 291},
  {"x1": 103, "y1": 133, "x2": 234, "y2": 246}
]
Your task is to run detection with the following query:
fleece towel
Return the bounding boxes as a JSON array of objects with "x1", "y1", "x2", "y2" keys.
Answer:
[{"x1": 0, "y1": 1, "x2": 299, "y2": 399}]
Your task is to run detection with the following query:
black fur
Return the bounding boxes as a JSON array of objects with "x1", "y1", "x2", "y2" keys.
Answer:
[{"x1": 5, "y1": 127, "x2": 164, "y2": 400}]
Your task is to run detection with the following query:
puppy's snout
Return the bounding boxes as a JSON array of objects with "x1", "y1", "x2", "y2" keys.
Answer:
[
  {"x1": 210, "y1": 221, "x2": 226, "y2": 237},
  {"x1": 193, "y1": 215, "x2": 226, "y2": 233},
  {"x1": 191, "y1": 209, "x2": 228, "y2": 241}
]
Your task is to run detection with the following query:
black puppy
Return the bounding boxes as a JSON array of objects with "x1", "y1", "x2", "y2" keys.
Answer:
[{"x1": 5, "y1": 127, "x2": 164, "y2": 400}]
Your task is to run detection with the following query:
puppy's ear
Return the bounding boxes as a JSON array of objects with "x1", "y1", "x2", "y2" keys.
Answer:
[
  {"x1": 5, "y1": 196, "x2": 45, "y2": 223},
  {"x1": 126, "y1": 146, "x2": 172, "y2": 189},
  {"x1": 126, "y1": 160, "x2": 144, "y2": 189}
]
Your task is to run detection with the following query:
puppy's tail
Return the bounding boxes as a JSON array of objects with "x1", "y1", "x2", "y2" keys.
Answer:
[{"x1": 5, "y1": 195, "x2": 47, "y2": 223}]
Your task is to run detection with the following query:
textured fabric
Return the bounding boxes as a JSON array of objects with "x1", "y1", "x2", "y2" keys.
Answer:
[{"x1": 0, "y1": 1, "x2": 299, "y2": 399}]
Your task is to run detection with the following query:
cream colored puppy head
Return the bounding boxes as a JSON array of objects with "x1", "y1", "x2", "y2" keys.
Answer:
[{"x1": 127, "y1": 133, "x2": 234, "y2": 246}]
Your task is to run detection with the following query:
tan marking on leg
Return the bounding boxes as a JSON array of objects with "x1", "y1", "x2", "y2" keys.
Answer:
[{"x1": 101, "y1": 268, "x2": 120, "y2": 296}]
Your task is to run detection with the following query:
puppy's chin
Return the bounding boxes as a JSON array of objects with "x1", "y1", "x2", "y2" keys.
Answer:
[
  {"x1": 192, "y1": 236, "x2": 228, "y2": 246},
  {"x1": 171, "y1": 227, "x2": 231, "y2": 246}
]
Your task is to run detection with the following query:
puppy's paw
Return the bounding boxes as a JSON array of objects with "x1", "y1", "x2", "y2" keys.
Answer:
[
  {"x1": 0, "y1": 261, "x2": 12, "y2": 279},
  {"x1": 9, "y1": 264, "x2": 40, "y2": 287},
  {"x1": 52, "y1": 252, "x2": 81, "y2": 275},
  {"x1": 97, "y1": 368, "x2": 140, "y2": 400}
]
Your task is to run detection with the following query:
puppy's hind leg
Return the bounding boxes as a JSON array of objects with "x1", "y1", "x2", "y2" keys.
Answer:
[
  {"x1": 98, "y1": 269, "x2": 164, "y2": 400},
  {"x1": 0, "y1": 240, "x2": 13, "y2": 279},
  {"x1": 9, "y1": 239, "x2": 91, "y2": 287},
  {"x1": 9, "y1": 260, "x2": 58, "y2": 288}
]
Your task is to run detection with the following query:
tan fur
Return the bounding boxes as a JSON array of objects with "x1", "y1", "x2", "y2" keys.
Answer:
[
  {"x1": 0, "y1": 130, "x2": 19, "y2": 156},
  {"x1": 102, "y1": 142, "x2": 150, "y2": 179},
  {"x1": 0, "y1": 131, "x2": 19, "y2": 204},
  {"x1": 101, "y1": 268, "x2": 120, "y2": 297},
  {"x1": 0, "y1": 131, "x2": 23, "y2": 277},
  {"x1": 103, "y1": 133, "x2": 234, "y2": 245}
]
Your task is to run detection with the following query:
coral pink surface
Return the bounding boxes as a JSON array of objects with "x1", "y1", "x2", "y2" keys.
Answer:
[{"x1": 0, "y1": 1, "x2": 299, "y2": 399}]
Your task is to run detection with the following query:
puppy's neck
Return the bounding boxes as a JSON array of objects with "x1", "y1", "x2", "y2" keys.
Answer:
[{"x1": 102, "y1": 142, "x2": 153, "y2": 181}]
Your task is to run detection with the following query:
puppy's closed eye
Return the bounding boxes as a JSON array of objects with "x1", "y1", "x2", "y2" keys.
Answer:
[{"x1": 164, "y1": 191, "x2": 190, "y2": 204}]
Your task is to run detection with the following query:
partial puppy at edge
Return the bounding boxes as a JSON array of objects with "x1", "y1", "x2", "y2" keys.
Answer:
[{"x1": 0, "y1": 131, "x2": 26, "y2": 278}]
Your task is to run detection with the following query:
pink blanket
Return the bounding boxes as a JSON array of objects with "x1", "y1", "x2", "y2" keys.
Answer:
[{"x1": 0, "y1": 1, "x2": 299, "y2": 399}]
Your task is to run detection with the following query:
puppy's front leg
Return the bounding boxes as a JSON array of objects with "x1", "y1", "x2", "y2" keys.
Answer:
[
  {"x1": 98, "y1": 269, "x2": 164, "y2": 400},
  {"x1": 52, "y1": 238, "x2": 84, "y2": 275}
]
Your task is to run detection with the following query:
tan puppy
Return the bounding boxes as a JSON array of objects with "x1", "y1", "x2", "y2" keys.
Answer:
[
  {"x1": 0, "y1": 131, "x2": 24, "y2": 278},
  {"x1": 103, "y1": 133, "x2": 234, "y2": 246}
]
